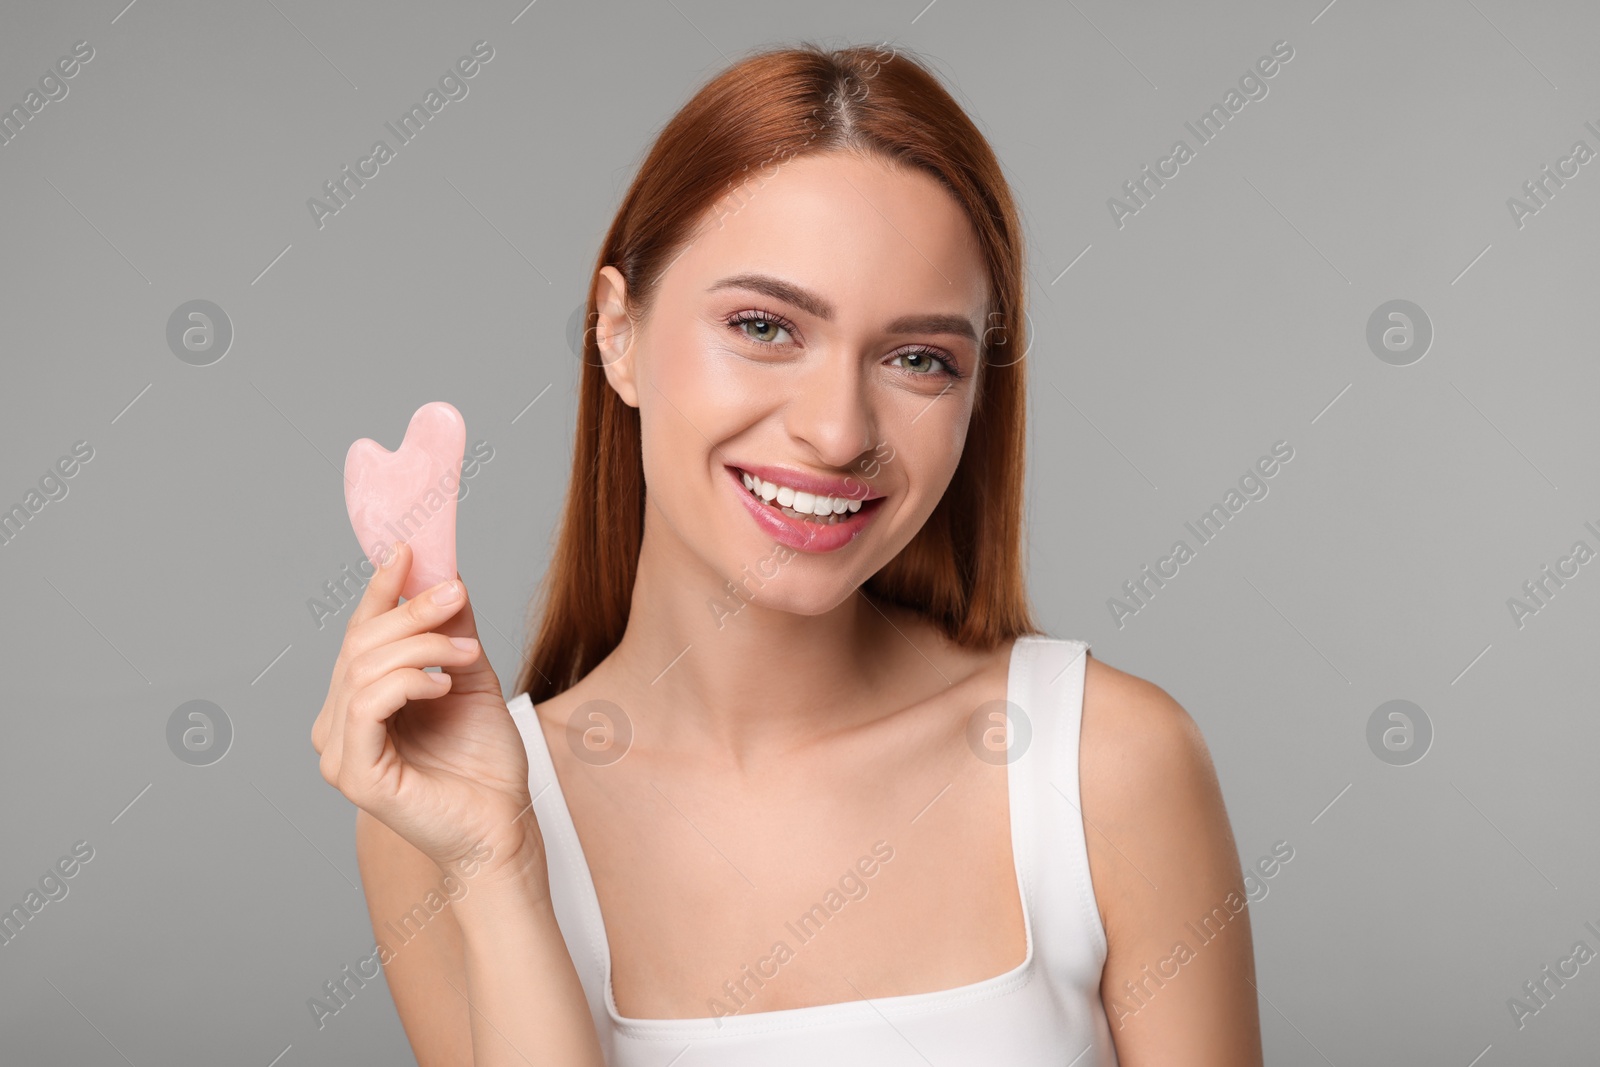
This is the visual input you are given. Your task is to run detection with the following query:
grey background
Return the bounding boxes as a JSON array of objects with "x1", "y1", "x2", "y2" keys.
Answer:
[{"x1": 2, "y1": 0, "x2": 1596, "y2": 1063}]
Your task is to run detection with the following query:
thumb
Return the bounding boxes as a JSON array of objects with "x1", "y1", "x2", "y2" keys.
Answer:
[{"x1": 430, "y1": 572, "x2": 503, "y2": 695}]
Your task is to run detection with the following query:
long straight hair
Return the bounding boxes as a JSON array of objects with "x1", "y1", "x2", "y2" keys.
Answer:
[{"x1": 515, "y1": 42, "x2": 1041, "y2": 702}]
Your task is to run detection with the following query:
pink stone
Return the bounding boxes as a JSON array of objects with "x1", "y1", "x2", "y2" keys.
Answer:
[{"x1": 343, "y1": 401, "x2": 466, "y2": 601}]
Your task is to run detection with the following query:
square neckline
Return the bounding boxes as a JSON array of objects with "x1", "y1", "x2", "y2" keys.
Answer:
[{"x1": 515, "y1": 633, "x2": 1042, "y2": 1038}]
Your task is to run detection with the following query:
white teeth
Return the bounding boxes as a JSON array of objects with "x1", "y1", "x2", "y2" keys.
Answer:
[{"x1": 739, "y1": 469, "x2": 869, "y2": 517}]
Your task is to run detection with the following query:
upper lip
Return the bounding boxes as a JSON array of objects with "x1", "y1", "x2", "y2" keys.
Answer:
[{"x1": 729, "y1": 463, "x2": 886, "y2": 501}]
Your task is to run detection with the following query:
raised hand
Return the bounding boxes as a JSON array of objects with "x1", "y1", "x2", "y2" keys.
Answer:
[{"x1": 311, "y1": 540, "x2": 543, "y2": 888}]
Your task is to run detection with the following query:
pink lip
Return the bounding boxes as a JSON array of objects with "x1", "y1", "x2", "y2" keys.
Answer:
[
  {"x1": 728, "y1": 463, "x2": 885, "y2": 502},
  {"x1": 723, "y1": 466, "x2": 885, "y2": 553}
]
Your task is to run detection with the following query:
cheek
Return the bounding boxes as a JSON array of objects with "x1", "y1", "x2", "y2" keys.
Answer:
[
  {"x1": 639, "y1": 330, "x2": 755, "y2": 458},
  {"x1": 900, "y1": 401, "x2": 970, "y2": 465},
  {"x1": 644, "y1": 327, "x2": 711, "y2": 410},
  {"x1": 944, "y1": 413, "x2": 972, "y2": 459},
  {"x1": 890, "y1": 415, "x2": 970, "y2": 508},
  {"x1": 658, "y1": 332, "x2": 769, "y2": 423}
]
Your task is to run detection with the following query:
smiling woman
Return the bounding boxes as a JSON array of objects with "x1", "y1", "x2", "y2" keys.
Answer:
[{"x1": 315, "y1": 39, "x2": 1262, "y2": 1067}]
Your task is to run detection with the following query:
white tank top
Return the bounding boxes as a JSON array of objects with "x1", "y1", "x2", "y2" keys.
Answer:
[{"x1": 507, "y1": 634, "x2": 1121, "y2": 1065}]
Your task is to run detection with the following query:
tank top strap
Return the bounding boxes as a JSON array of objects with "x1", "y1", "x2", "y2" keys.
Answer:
[
  {"x1": 1009, "y1": 635, "x2": 1111, "y2": 989},
  {"x1": 504, "y1": 692, "x2": 615, "y2": 1045}
]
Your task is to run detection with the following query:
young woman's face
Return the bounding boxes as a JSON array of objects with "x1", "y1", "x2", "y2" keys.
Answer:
[{"x1": 597, "y1": 149, "x2": 992, "y2": 617}]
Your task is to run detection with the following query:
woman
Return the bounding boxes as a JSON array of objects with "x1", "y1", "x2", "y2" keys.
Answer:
[{"x1": 312, "y1": 41, "x2": 1263, "y2": 1066}]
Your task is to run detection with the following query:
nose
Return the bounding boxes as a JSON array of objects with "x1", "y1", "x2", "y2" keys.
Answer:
[{"x1": 784, "y1": 347, "x2": 880, "y2": 471}]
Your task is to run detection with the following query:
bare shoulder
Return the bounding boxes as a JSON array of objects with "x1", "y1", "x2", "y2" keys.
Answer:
[
  {"x1": 1080, "y1": 653, "x2": 1220, "y2": 810},
  {"x1": 1077, "y1": 652, "x2": 1263, "y2": 1063},
  {"x1": 1078, "y1": 652, "x2": 1236, "y2": 931}
]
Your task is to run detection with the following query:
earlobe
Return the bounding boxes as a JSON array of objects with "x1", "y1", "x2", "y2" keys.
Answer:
[{"x1": 593, "y1": 265, "x2": 640, "y2": 408}]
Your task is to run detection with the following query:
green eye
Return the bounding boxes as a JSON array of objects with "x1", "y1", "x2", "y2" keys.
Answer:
[
  {"x1": 889, "y1": 347, "x2": 960, "y2": 379},
  {"x1": 726, "y1": 309, "x2": 796, "y2": 345},
  {"x1": 723, "y1": 308, "x2": 963, "y2": 381}
]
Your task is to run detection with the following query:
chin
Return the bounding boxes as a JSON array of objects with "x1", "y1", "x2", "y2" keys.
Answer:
[{"x1": 725, "y1": 585, "x2": 857, "y2": 621}]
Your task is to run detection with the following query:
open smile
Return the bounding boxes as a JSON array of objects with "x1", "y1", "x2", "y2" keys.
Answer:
[{"x1": 722, "y1": 465, "x2": 887, "y2": 553}]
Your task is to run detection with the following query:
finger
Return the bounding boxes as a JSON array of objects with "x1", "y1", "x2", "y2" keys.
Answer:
[
  {"x1": 323, "y1": 540, "x2": 410, "y2": 759},
  {"x1": 330, "y1": 570, "x2": 462, "y2": 763},
  {"x1": 425, "y1": 573, "x2": 502, "y2": 695},
  {"x1": 340, "y1": 667, "x2": 455, "y2": 796},
  {"x1": 346, "y1": 539, "x2": 412, "y2": 632},
  {"x1": 330, "y1": 577, "x2": 495, "y2": 774},
  {"x1": 346, "y1": 573, "x2": 467, "y2": 660},
  {"x1": 343, "y1": 632, "x2": 482, "y2": 694}
]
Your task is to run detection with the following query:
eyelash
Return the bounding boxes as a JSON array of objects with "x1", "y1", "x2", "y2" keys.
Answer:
[{"x1": 723, "y1": 308, "x2": 964, "y2": 381}]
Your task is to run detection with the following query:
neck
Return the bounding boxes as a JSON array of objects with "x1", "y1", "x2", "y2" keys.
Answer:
[{"x1": 601, "y1": 523, "x2": 946, "y2": 767}]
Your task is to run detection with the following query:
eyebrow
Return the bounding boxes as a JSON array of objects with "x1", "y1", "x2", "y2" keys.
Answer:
[{"x1": 707, "y1": 272, "x2": 979, "y2": 344}]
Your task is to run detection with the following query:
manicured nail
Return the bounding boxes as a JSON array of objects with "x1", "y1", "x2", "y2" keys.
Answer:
[
  {"x1": 429, "y1": 670, "x2": 451, "y2": 684},
  {"x1": 449, "y1": 637, "x2": 478, "y2": 651},
  {"x1": 433, "y1": 580, "x2": 462, "y2": 605}
]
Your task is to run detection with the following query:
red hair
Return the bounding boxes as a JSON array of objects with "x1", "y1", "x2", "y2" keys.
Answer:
[{"x1": 515, "y1": 41, "x2": 1040, "y2": 702}]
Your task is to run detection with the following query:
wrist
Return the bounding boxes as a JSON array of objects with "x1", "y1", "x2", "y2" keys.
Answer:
[
  {"x1": 451, "y1": 843, "x2": 553, "y2": 921},
  {"x1": 452, "y1": 868, "x2": 561, "y2": 954},
  {"x1": 438, "y1": 807, "x2": 547, "y2": 885}
]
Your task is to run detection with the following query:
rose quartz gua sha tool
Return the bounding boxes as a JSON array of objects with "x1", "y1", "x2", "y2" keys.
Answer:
[{"x1": 344, "y1": 401, "x2": 467, "y2": 601}]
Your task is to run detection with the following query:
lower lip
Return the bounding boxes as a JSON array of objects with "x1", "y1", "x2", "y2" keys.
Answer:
[{"x1": 724, "y1": 466, "x2": 884, "y2": 553}]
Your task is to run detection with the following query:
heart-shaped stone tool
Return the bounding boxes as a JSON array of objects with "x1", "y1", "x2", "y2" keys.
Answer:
[{"x1": 344, "y1": 401, "x2": 467, "y2": 601}]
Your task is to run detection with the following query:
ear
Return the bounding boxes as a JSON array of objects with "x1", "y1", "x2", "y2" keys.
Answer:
[{"x1": 593, "y1": 265, "x2": 640, "y2": 408}]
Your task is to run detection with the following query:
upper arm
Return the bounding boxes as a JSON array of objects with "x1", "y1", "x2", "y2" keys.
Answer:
[
  {"x1": 1078, "y1": 654, "x2": 1264, "y2": 1066},
  {"x1": 354, "y1": 808, "x2": 473, "y2": 1067}
]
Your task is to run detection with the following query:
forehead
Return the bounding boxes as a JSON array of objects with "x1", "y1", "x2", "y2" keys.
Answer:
[{"x1": 668, "y1": 150, "x2": 989, "y2": 327}]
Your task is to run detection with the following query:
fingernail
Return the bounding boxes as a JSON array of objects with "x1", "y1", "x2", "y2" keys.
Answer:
[
  {"x1": 433, "y1": 580, "x2": 462, "y2": 605},
  {"x1": 449, "y1": 637, "x2": 478, "y2": 651},
  {"x1": 428, "y1": 670, "x2": 451, "y2": 684}
]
